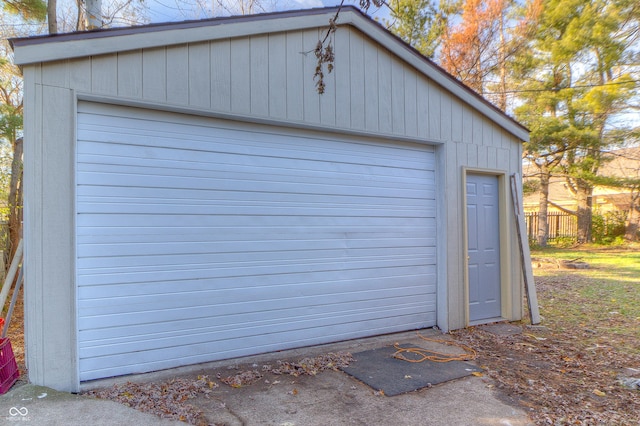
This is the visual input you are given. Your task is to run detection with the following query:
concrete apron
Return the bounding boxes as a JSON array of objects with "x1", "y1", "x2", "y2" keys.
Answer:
[{"x1": 1, "y1": 329, "x2": 534, "y2": 425}]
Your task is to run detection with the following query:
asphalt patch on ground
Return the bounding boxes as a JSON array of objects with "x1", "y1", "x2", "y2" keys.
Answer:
[{"x1": 341, "y1": 344, "x2": 482, "y2": 396}]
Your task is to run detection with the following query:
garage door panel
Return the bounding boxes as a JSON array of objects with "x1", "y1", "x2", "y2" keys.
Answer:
[
  {"x1": 78, "y1": 116, "x2": 435, "y2": 172},
  {"x1": 80, "y1": 310, "x2": 437, "y2": 379},
  {"x1": 79, "y1": 301, "x2": 437, "y2": 360},
  {"x1": 77, "y1": 235, "x2": 434, "y2": 258},
  {"x1": 77, "y1": 175, "x2": 432, "y2": 202},
  {"x1": 76, "y1": 190, "x2": 437, "y2": 213},
  {"x1": 77, "y1": 214, "x2": 435, "y2": 230},
  {"x1": 78, "y1": 145, "x2": 436, "y2": 184},
  {"x1": 78, "y1": 255, "x2": 434, "y2": 287},
  {"x1": 79, "y1": 291, "x2": 438, "y2": 347},
  {"x1": 80, "y1": 308, "x2": 436, "y2": 370},
  {"x1": 78, "y1": 264, "x2": 437, "y2": 302},
  {"x1": 76, "y1": 181, "x2": 435, "y2": 204},
  {"x1": 78, "y1": 293, "x2": 438, "y2": 358},
  {"x1": 76, "y1": 158, "x2": 435, "y2": 189},
  {"x1": 77, "y1": 187, "x2": 434, "y2": 206},
  {"x1": 78, "y1": 293, "x2": 440, "y2": 327},
  {"x1": 78, "y1": 135, "x2": 436, "y2": 180},
  {"x1": 77, "y1": 258, "x2": 438, "y2": 289},
  {"x1": 77, "y1": 227, "x2": 437, "y2": 244},
  {"x1": 77, "y1": 243, "x2": 437, "y2": 269},
  {"x1": 78, "y1": 263, "x2": 438, "y2": 297},
  {"x1": 79, "y1": 291, "x2": 439, "y2": 327},
  {"x1": 76, "y1": 247, "x2": 438, "y2": 271},
  {"x1": 75, "y1": 136, "x2": 437, "y2": 171},
  {"x1": 77, "y1": 202, "x2": 432, "y2": 218},
  {"x1": 76, "y1": 102, "x2": 437, "y2": 381},
  {"x1": 81, "y1": 297, "x2": 435, "y2": 356},
  {"x1": 81, "y1": 294, "x2": 438, "y2": 346},
  {"x1": 79, "y1": 272, "x2": 437, "y2": 315}
]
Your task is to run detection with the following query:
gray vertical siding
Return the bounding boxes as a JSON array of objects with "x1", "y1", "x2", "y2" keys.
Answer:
[{"x1": 28, "y1": 27, "x2": 517, "y2": 144}]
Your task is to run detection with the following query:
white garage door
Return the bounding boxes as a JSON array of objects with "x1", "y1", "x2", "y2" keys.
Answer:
[{"x1": 76, "y1": 102, "x2": 437, "y2": 381}]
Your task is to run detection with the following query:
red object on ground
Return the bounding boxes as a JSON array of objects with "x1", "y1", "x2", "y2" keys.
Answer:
[{"x1": 0, "y1": 337, "x2": 19, "y2": 394}]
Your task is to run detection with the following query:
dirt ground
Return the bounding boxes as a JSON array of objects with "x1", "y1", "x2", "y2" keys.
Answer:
[
  {"x1": 452, "y1": 325, "x2": 639, "y2": 425},
  {"x1": 451, "y1": 271, "x2": 640, "y2": 425},
  {"x1": 6, "y1": 267, "x2": 640, "y2": 425}
]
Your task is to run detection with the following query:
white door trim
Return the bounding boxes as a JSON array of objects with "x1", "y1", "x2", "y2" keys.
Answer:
[{"x1": 462, "y1": 168, "x2": 512, "y2": 326}]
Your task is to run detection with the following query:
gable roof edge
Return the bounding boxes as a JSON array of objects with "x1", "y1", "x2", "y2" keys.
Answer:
[
  {"x1": 11, "y1": 6, "x2": 528, "y2": 142},
  {"x1": 339, "y1": 10, "x2": 528, "y2": 142},
  {"x1": 11, "y1": 10, "x2": 335, "y2": 65}
]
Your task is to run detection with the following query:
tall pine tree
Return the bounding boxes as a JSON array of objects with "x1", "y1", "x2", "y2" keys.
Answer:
[
  {"x1": 385, "y1": 0, "x2": 460, "y2": 59},
  {"x1": 514, "y1": 0, "x2": 639, "y2": 244}
]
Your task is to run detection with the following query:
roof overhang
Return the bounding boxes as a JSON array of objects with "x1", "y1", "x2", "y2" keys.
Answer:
[{"x1": 10, "y1": 6, "x2": 529, "y2": 142}]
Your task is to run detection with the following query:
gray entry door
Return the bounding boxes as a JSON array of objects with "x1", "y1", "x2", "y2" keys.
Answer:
[{"x1": 466, "y1": 174, "x2": 501, "y2": 322}]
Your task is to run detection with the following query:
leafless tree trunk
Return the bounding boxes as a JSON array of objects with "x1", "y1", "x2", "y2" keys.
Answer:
[
  {"x1": 48, "y1": 0, "x2": 58, "y2": 34},
  {"x1": 537, "y1": 170, "x2": 550, "y2": 247},
  {"x1": 574, "y1": 179, "x2": 593, "y2": 244},
  {"x1": 76, "y1": 0, "x2": 87, "y2": 30},
  {"x1": 497, "y1": 7, "x2": 507, "y2": 111},
  {"x1": 86, "y1": 0, "x2": 103, "y2": 29},
  {"x1": 625, "y1": 193, "x2": 639, "y2": 241},
  {"x1": 8, "y1": 137, "x2": 23, "y2": 263}
]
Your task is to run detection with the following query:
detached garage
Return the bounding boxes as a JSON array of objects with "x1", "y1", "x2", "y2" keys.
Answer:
[{"x1": 12, "y1": 6, "x2": 529, "y2": 392}]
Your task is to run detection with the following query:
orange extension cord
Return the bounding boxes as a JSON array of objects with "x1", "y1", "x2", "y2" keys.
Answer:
[{"x1": 392, "y1": 331, "x2": 477, "y2": 363}]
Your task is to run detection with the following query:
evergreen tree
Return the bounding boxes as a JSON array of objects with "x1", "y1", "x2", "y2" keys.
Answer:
[
  {"x1": 2, "y1": 0, "x2": 47, "y2": 21},
  {"x1": 514, "y1": 0, "x2": 639, "y2": 244},
  {"x1": 385, "y1": 0, "x2": 459, "y2": 59}
]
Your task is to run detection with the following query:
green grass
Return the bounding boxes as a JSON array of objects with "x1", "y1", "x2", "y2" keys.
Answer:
[
  {"x1": 530, "y1": 245, "x2": 640, "y2": 355},
  {"x1": 533, "y1": 245, "x2": 640, "y2": 270}
]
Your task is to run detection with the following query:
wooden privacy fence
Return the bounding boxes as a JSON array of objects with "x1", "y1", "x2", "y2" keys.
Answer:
[{"x1": 525, "y1": 211, "x2": 577, "y2": 241}]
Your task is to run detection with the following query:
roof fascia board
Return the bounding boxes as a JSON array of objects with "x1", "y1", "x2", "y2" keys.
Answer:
[
  {"x1": 339, "y1": 12, "x2": 529, "y2": 142},
  {"x1": 12, "y1": 12, "x2": 332, "y2": 66}
]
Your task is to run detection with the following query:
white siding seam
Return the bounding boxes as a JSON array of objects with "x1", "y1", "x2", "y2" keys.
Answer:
[
  {"x1": 249, "y1": 36, "x2": 254, "y2": 115},
  {"x1": 268, "y1": 33, "x2": 273, "y2": 118}
]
